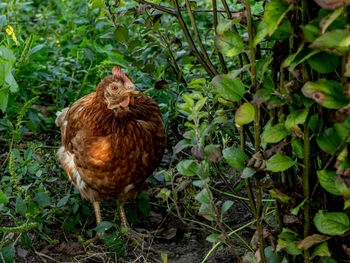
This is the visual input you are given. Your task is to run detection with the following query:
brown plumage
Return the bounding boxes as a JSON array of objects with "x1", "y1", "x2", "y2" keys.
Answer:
[{"x1": 56, "y1": 66, "x2": 166, "y2": 243}]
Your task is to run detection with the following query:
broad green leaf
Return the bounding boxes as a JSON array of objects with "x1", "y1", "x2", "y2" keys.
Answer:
[
  {"x1": 264, "y1": 0, "x2": 293, "y2": 35},
  {"x1": 321, "y1": 7, "x2": 344, "y2": 34},
  {"x1": 5, "y1": 73, "x2": 18, "y2": 92},
  {"x1": 313, "y1": 242, "x2": 331, "y2": 257},
  {"x1": 34, "y1": 192, "x2": 51, "y2": 207},
  {"x1": 57, "y1": 194, "x2": 70, "y2": 208},
  {"x1": 215, "y1": 31, "x2": 243, "y2": 57},
  {"x1": 261, "y1": 123, "x2": 290, "y2": 144},
  {"x1": 182, "y1": 94, "x2": 194, "y2": 107},
  {"x1": 0, "y1": 244, "x2": 15, "y2": 263},
  {"x1": 174, "y1": 139, "x2": 193, "y2": 154},
  {"x1": 266, "y1": 153, "x2": 296, "y2": 172},
  {"x1": 212, "y1": 75, "x2": 246, "y2": 102},
  {"x1": 285, "y1": 110, "x2": 308, "y2": 131},
  {"x1": 90, "y1": 0, "x2": 104, "y2": 8},
  {"x1": 277, "y1": 228, "x2": 302, "y2": 255},
  {"x1": 176, "y1": 160, "x2": 198, "y2": 177},
  {"x1": 307, "y1": 52, "x2": 340, "y2": 74},
  {"x1": 0, "y1": 15, "x2": 7, "y2": 29},
  {"x1": 314, "y1": 210, "x2": 350, "y2": 235},
  {"x1": 291, "y1": 138, "x2": 304, "y2": 159},
  {"x1": 194, "y1": 97, "x2": 207, "y2": 113},
  {"x1": 0, "y1": 46, "x2": 15, "y2": 62},
  {"x1": 268, "y1": 20, "x2": 292, "y2": 40},
  {"x1": 16, "y1": 196, "x2": 26, "y2": 216},
  {"x1": 302, "y1": 79, "x2": 348, "y2": 109},
  {"x1": 94, "y1": 221, "x2": 114, "y2": 233},
  {"x1": 198, "y1": 203, "x2": 216, "y2": 221},
  {"x1": 254, "y1": 20, "x2": 268, "y2": 46},
  {"x1": 317, "y1": 170, "x2": 342, "y2": 196},
  {"x1": 221, "y1": 200, "x2": 233, "y2": 216},
  {"x1": 114, "y1": 26, "x2": 128, "y2": 43},
  {"x1": 0, "y1": 62, "x2": 12, "y2": 86},
  {"x1": 195, "y1": 188, "x2": 212, "y2": 205},
  {"x1": 317, "y1": 123, "x2": 350, "y2": 154},
  {"x1": 216, "y1": 19, "x2": 236, "y2": 35},
  {"x1": 310, "y1": 29, "x2": 350, "y2": 54},
  {"x1": 235, "y1": 103, "x2": 255, "y2": 126},
  {"x1": 300, "y1": 24, "x2": 321, "y2": 42},
  {"x1": 0, "y1": 189, "x2": 9, "y2": 204},
  {"x1": 206, "y1": 233, "x2": 220, "y2": 243},
  {"x1": 222, "y1": 147, "x2": 248, "y2": 170}
]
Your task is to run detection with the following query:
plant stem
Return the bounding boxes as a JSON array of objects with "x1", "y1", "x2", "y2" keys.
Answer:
[
  {"x1": 184, "y1": 0, "x2": 218, "y2": 76},
  {"x1": 245, "y1": 0, "x2": 265, "y2": 261},
  {"x1": 172, "y1": 0, "x2": 216, "y2": 78},
  {"x1": 303, "y1": 121, "x2": 311, "y2": 263},
  {"x1": 212, "y1": 0, "x2": 227, "y2": 73}
]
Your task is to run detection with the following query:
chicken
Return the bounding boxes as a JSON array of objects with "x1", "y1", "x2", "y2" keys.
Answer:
[{"x1": 56, "y1": 66, "x2": 166, "y2": 243}]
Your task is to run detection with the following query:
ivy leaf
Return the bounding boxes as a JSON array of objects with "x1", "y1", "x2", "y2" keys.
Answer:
[
  {"x1": 314, "y1": 210, "x2": 350, "y2": 235},
  {"x1": 317, "y1": 170, "x2": 342, "y2": 196},
  {"x1": 302, "y1": 79, "x2": 348, "y2": 109},
  {"x1": 235, "y1": 103, "x2": 255, "y2": 126},
  {"x1": 310, "y1": 29, "x2": 350, "y2": 54},
  {"x1": 222, "y1": 147, "x2": 248, "y2": 170},
  {"x1": 264, "y1": 0, "x2": 293, "y2": 35},
  {"x1": 266, "y1": 153, "x2": 296, "y2": 172},
  {"x1": 212, "y1": 75, "x2": 246, "y2": 102},
  {"x1": 261, "y1": 123, "x2": 290, "y2": 144}
]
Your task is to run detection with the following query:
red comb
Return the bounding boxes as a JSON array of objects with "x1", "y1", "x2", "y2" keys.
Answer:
[{"x1": 112, "y1": 66, "x2": 131, "y2": 84}]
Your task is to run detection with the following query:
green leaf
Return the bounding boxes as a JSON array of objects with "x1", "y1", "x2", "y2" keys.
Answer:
[
  {"x1": 182, "y1": 94, "x2": 194, "y2": 107},
  {"x1": 301, "y1": 24, "x2": 321, "y2": 42},
  {"x1": 221, "y1": 200, "x2": 233, "y2": 216},
  {"x1": 57, "y1": 194, "x2": 70, "y2": 207},
  {"x1": 206, "y1": 233, "x2": 220, "y2": 243},
  {"x1": 34, "y1": 192, "x2": 51, "y2": 208},
  {"x1": 269, "y1": 189, "x2": 291, "y2": 204},
  {"x1": 195, "y1": 188, "x2": 211, "y2": 205},
  {"x1": 0, "y1": 15, "x2": 7, "y2": 30},
  {"x1": 266, "y1": 153, "x2": 296, "y2": 172},
  {"x1": 291, "y1": 138, "x2": 304, "y2": 159},
  {"x1": 307, "y1": 52, "x2": 340, "y2": 74},
  {"x1": 314, "y1": 210, "x2": 350, "y2": 236},
  {"x1": 313, "y1": 242, "x2": 331, "y2": 257},
  {"x1": 94, "y1": 221, "x2": 114, "y2": 233},
  {"x1": 317, "y1": 170, "x2": 342, "y2": 196},
  {"x1": 194, "y1": 97, "x2": 207, "y2": 113},
  {"x1": 0, "y1": 244, "x2": 15, "y2": 263},
  {"x1": 138, "y1": 193, "x2": 151, "y2": 216},
  {"x1": 0, "y1": 46, "x2": 15, "y2": 62},
  {"x1": 222, "y1": 147, "x2": 248, "y2": 170},
  {"x1": 235, "y1": 103, "x2": 255, "y2": 126},
  {"x1": 0, "y1": 62, "x2": 12, "y2": 86},
  {"x1": 264, "y1": 0, "x2": 293, "y2": 35},
  {"x1": 176, "y1": 160, "x2": 199, "y2": 177},
  {"x1": 277, "y1": 228, "x2": 302, "y2": 255},
  {"x1": 16, "y1": 196, "x2": 26, "y2": 216},
  {"x1": 89, "y1": 0, "x2": 105, "y2": 8},
  {"x1": 114, "y1": 26, "x2": 128, "y2": 43},
  {"x1": 261, "y1": 123, "x2": 290, "y2": 144},
  {"x1": 5, "y1": 73, "x2": 18, "y2": 92},
  {"x1": 302, "y1": 79, "x2": 348, "y2": 109},
  {"x1": 198, "y1": 203, "x2": 216, "y2": 221},
  {"x1": 317, "y1": 123, "x2": 350, "y2": 154},
  {"x1": 268, "y1": 20, "x2": 292, "y2": 40},
  {"x1": 0, "y1": 189, "x2": 9, "y2": 204},
  {"x1": 215, "y1": 31, "x2": 243, "y2": 57},
  {"x1": 310, "y1": 29, "x2": 350, "y2": 54},
  {"x1": 254, "y1": 20, "x2": 268, "y2": 46},
  {"x1": 212, "y1": 75, "x2": 246, "y2": 102},
  {"x1": 241, "y1": 167, "x2": 257, "y2": 179},
  {"x1": 285, "y1": 109, "x2": 308, "y2": 131},
  {"x1": 291, "y1": 198, "x2": 307, "y2": 215}
]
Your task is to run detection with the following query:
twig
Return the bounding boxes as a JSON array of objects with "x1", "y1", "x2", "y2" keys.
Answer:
[
  {"x1": 184, "y1": 0, "x2": 218, "y2": 76},
  {"x1": 212, "y1": 0, "x2": 227, "y2": 74},
  {"x1": 172, "y1": 0, "x2": 216, "y2": 78}
]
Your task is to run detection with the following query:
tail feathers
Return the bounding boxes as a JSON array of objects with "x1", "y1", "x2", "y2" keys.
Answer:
[{"x1": 55, "y1": 107, "x2": 69, "y2": 127}]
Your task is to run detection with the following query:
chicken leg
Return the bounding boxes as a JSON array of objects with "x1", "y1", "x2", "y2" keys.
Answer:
[
  {"x1": 117, "y1": 202, "x2": 150, "y2": 241},
  {"x1": 84, "y1": 201, "x2": 104, "y2": 245}
]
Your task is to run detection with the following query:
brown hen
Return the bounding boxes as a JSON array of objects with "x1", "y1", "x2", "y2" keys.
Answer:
[{"x1": 56, "y1": 67, "x2": 166, "y2": 243}]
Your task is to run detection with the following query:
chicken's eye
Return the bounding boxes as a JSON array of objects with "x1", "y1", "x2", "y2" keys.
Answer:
[{"x1": 110, "y1": 84, "x2": 119, "y2": 92}]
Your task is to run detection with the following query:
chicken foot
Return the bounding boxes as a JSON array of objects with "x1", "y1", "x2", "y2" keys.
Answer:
[
  {"x1": 117, "y1": 202, "x2": 150, "y2": 241},
  {"x1": 84, "y1": 201, "x2": 104, "y2": 245}
]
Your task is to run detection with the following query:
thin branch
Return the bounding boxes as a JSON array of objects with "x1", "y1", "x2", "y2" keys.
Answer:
[
  {"x1": 172, "y1": 0, "x2": 216, "y2": 78},
  {"x1": 184, "y1": 0, "x2": 218, "y2": 76},
  {"x1": 134, "y1": 0, "x2": 176, "y2": 15},
  {"x1": 212, "y1": 0, "x2": 227, "y2": 73}
]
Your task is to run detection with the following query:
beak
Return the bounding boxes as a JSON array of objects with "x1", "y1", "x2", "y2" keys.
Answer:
[{"x1": 119, "y1": 86, "x2": 139, "y2": 107}]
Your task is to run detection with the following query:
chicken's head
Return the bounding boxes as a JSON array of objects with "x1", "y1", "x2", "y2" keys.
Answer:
[{"x1": 103, "y1": 66, "x2": 139, "y2": 110}]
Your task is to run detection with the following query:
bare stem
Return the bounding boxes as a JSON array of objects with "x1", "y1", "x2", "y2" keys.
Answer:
[{"x1": 212, "y1": 0, "x2": 227, "y2": 73}]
